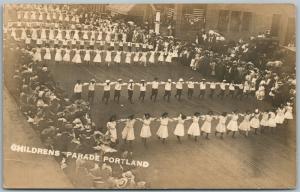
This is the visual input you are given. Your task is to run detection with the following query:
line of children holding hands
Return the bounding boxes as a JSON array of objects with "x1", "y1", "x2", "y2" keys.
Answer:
[{"x1": 105, "y1": 104, "x2": 293, "y2": 148}]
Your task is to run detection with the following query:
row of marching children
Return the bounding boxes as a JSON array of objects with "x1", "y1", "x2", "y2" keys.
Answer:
[
  {"x1": 30, "y1": 47, "x2": 179, "y2": 66},
  {"x1": 105, "y1": 104, "x2": 293, "y2": 148}
]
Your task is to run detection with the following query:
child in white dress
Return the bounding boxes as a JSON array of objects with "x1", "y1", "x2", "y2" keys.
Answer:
[
  {"x1": 187, "y1": 112, "x2": 201, "y2": 141},
  {"x1": 250, "y1": 109, "x2": 260, "y2": 134},
  {"x1": 125, "y1": 51, "x2": 132, "y2": 64},
  {"x1": 137, "y1": 113, "x2": 155, "y2": 147},
  {"x1": 83, "y1": 49, "x2": 91, "y2": 65},
  {"x1": 238, "y1": 111, "x2": 251, "y2": 137},
  {"x1": 93, "y1": 49, "x2": 102, "y2": 65},
  {"x1": 226, "y1": 111, "x2": 239, "y2": 138},
  {"x1": 156, "y1": 112, "x2": 172, "y2": 144},
  {"x1": 215, "y1": 112, "x2": 227, "y2": 139},
  {"x1": 173, "y1": 113, "x2": 188, "y2": 143},
  {"x1": 105, "y1": 50, "x2": 112, "y2": 67},
  {"x1": 72, "y1": 48, "x2": 82, "y2": 64},
  {"x1": 201, "y1": 111, "x2": 214, "y2": 139},
  {"x1": 63, "y1": 48, "x2": 71, "y2": 64},
  {"x1": 54, "y1": 47, "x2": 62, "y2": 64}
]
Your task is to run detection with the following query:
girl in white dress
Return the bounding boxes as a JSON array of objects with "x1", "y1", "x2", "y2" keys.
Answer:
[
  {"x1": 33, "y1": 48, "x2": 42, "y2": 62},
  {"x1": 73, "y1": 30, "x2": 79, "y2": 40},
  {"x1": 121, "y1": 115, "x2": 136, "y2": 148},
  {"x1": 31, "y1": 28, "x2": 38, "y2": 40},
  {"x1": 148, "y1": 51, "x2": 156, "y2": 65},
  {"x1": 139, "y1": 52, "x2": 148, "y2": 67},
  {"x1": 173, "y1": 113, "x2": 187, "y2": 143},
  {"x1": 43, "y1": 47, "x2": 52, "y2": 61},
  {"x1": 54, "y1": 47, "x2": 62, "y2": 64},
  {"x1": 125, "y1": 51, "x2": 132, "y2": 64},
  {"x1": 41, "y1": 28, "x2": 47, "y2": 40},
  {"x1": 83, "y1": 49, "x2": 91, "y2": 65},
  {"x1": 65, "y1": 29, "x2": 71, "y2": 40},
  {"x1": 137, "y1": 113, "x2": 155, "y2": 147},
  {"x1": 97, "y1": 31, "x2": 103, "y2": 41},
  {"x1": 226, "y1": 111, "x2": 239, "y2": 138},
  {"x1": 201, "y1": 111, "x2": 214, "y2": 139},
  {"x1": 72, "y1": 49, "x2": 82, "y2": 64},
  {"x1": 268, "y1": 110, "x2": 277, "y2": 132},
  {"x1": 83, "y1": 30, "x2": 89, "y2": 40},
  {"x1": 106, "y1": 115, "x2": 118, "y2": 144},
  {"x1": 250, "y1": 109, "x2": 260, "y2": 134},
  {"x1": 133, "y1": 52, "x2": 140, "y2": 64},
  {"x1": 93, "y1": 49, "x2": 102, "y2": 64},
  {"x1": 165, "y1": 50, "x2": 173, "y2": 64},
  {"x1": 284, "y1": 102, "x2": 293, "y2": 120},
  {"x1": 114, "y1": 51, "x2": 122, "y2": 65},
  {"x1": 21, "y1": 28, "x2": 27, "y2": 40},
  {"x1": 56, "y1": 29, "x2": 62, "y2": 40},
  {"x1": 187, "y1": 112, "x2": 201, "y2": 141},
  {"x1": 156, "y1": 112, "x2": 172, "y2": 144},
  {"x1": 158, "y1": 51, "x2": 165, "y2": 64},
  {"x1": 63, "y1": 48, "x2": 71, "y2": 64},
  {"x1": 260, "y1": 111, "x2": 269, "y2": 133},
  {"x1": 215, "y1": 112, "x2": 227, "y2": 139},
  {"x1": 238, "y1": 111, "x2": 251, "y2": 137},
  {"x1": 105, "y1": 50, "x2": 112, "y2": 67},
  {"x1": 275, "y1": 106, "x2": 285, "y2": 127},
  {"x1": 49, "y1": 28, "x2": 54, "y2": 40}
]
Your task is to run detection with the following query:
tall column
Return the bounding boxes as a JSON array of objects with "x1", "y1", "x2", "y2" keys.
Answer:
[{"x1": 174, "y1": 4, "x2": 183, "y2": 37}]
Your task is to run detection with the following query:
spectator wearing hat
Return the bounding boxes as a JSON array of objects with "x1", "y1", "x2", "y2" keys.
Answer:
[{"x1": 174, "y1": 78, "x2": 184, "y2": 101}]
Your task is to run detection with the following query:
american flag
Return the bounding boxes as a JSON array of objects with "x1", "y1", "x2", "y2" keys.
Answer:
[
  {"x1": 192, "y1": 8, "x2": 205, "y2": 22},
  {"x1": 167, "y1": 7, "x2": 174, "y2": 19}
]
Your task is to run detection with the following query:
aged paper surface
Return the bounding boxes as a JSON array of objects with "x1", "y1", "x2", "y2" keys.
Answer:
[{"x1": 3, "y1": 4, "x2": 296, "y2": 189}]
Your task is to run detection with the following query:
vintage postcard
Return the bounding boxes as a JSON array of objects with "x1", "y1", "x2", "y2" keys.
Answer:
[{"x1": 3, "y1": 3, "x2": 296, "y2": 189}]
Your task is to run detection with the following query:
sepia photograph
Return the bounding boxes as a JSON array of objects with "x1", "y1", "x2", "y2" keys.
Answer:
[{"x1": 2, "y1": 3, "x2": 296, "y2": 189}]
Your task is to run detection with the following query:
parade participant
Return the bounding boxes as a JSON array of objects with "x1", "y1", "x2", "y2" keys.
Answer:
[
  {"x1": 83, "y1": 49, "x2": 91, "y2": 65},
  {"x1": 93, "y1": 49, "x2": 102, "y2": 65},
  {"x1": 113, "y1": 79, "x2": 125, "y2": 103},
  {"x1": 162, "y1": 79, "x2": 172, "y2": 102},
  {"x1": 201, "y1": 111, "x2": 214, "y2": 139},
  {"x1": 208, "y1": 81, "x2": 216, "y2": 99},
  {"x1": 106, "y1": 115, "x2": 118, "y2": 145},
  {"x1": 137, "y1": 80, "x2": 147, "y2": 102},
  {"x1": 260, "y1": 111, "x2": 269, "y2": 134},
  {"x1": 217, "y1": 80, "x2": 227, "y2": 99},
  {"x1": 99, "y1": 80, "x2": 116, "y2": 104},
  {"x1": 84, "y1": 79, "x2": 96, "y2": 104},
  {"x1": 187, "y1": 112, "x2": 201, "y2": 141},
  {"x1": 275, "y1": 106, "x2": 285, "y2": 128},
  {"x1": 105, "y1": 49, "x2": 112, "y2": 67},
  {"x1": 284, "y1": 102, "x2": 293, "y2": 121},
  {"x1": 239, "y1": 110, "x2": 251, "y2": 137},
  {"x1": 226, "y1": 110, "x2": 239, "y2": 138},
  {"x1": 198, "y1": 79, "x2": 206, "y2": 98},
  {"x1": 127, "y1": 79, "x2": 135, "y2": 104},
  {"x1": 228, "y1": 82, "x2": 236, "y2": 98},
  {"x1": 156, "y1": 112, "x2": 172, "y2": 144},
  {"x1": 174, "y1": 78, "x2": 184, "y2": 101},
  {"x1": 72, "y1": 48, "x2": 82, "y2": 64},
  {"x1": 137, "y1": 113, "x2": 155, "y2": 147},
  {"x1": 121, "y1": 115, "x2": 136, "y2": 148},
  {"x1": 215, "y1": 112, "x2": 227, "y2": 139},
  {"x1": 268, "y1": 109, "x2": 277, "y2": 132},
  {"x1": 187, "y1": 78, "x2": 195, "y2": 99},
  {"x1": 73, "y1": 80, "x2": 83, "y2": 100},
  {"x1": 173, "y1": 113, "x2": 188, "y2": 143},
  {"x1": 150, "y1": 77, "x2": 159, "y2": 102},
  {"x1": 250, "y1": 109, "x2": 260, "y2": 134}
]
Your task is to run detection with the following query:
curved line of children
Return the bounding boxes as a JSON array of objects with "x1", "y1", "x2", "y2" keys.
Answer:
[
  {"x1": 104, "y1": 104, "x2": 293, "y2": 147},
  {"x1": 72, "y1": 76, "x2": 280, "y2": 104}
]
